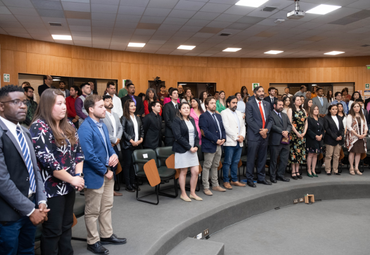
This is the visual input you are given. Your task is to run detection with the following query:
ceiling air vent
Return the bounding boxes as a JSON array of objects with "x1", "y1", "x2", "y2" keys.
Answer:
[
  {"x1": 219, "y1": 33, "x2": 231, "y2": 36},
  {"x1": 262, "y1": 6, "x2": 277, "y2": 12},
  {"x1": 361, "y1": 44, "x2": 370, "y2": 47},
  {"x1": 49, "y1": 22, "x2": 62, "y2": 27}
]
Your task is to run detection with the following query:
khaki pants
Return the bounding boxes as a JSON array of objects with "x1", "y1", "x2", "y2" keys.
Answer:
[
  {"x1": 325, "y1": 144, "x2": 341, "y2": 174},
  {"x1": 84, "y1": 176, "x2": 114, "y2": 244},
  {"x1": 202, "y1": 145, "x2": 222, "y2": 190}
]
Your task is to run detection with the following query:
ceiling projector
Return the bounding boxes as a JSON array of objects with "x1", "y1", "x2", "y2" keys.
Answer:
[{"x1": 287, "y1": 0, "x2": 305, "y2": 19}]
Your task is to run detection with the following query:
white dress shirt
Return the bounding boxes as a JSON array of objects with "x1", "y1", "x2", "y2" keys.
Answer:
[
  {"x1": 130, "y1": 115, "x2": 139, "y2": 142},
  {"x1": 331, "y1": 115, "x2": 339, "y2": 130},
  {"x1": 107, "y1": 93, "x2": 123, "y2": 118}
]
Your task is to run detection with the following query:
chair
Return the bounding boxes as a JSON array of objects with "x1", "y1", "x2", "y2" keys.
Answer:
[{"x1": 132, "y1": 149, "x2": 178, "y2": 205}]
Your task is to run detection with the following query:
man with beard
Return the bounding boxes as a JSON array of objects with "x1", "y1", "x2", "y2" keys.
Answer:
[
  {"x1": 102, "y1": 95, "x2": 123, "y2": 196},
  {"x1": 245, "y1": 86, "x2": 272, "y2": 188},
  {"x1": 220, "y1": 96, "x2": 246, "y2": 189},
  {"x1": 120, "y1": 82, "x2": 144, "y2": 117},
  {"x1": 22, "y1": 86, "x2": 38, "y2": 126},
  {"x1": 268, "y1": 100, "x2": 291, "y2": 183},
  {"x1": 75, "y1": 83, "x2": 91, "y2": 126},
  {"x1": 177, "y1": 84, "x2": 184, "y2": 100}
]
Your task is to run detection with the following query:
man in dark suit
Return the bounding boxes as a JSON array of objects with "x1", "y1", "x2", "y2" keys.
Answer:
[
  {"x1": 163, "y1": 88, "x2": 180, "y2": 146},
  {"x1": 268, "y1": 99, "x2": 292, "y2": 183},
  {"x1": 0, "y1": 85, "x2": 49, "y2": 254},
  {"x1": 120, "y1": 82, "x2": 144, "y2": 117},
  {"x1": 143, "y1": 101, "x2": 162, "y2": 149},
  {"x1": 78, "y1": 95, "x2": 126, "y2": 255},
  {"x1": 199, "y1": 96, "x2": 226, "y2": 196},
  {"x1": 38, "y1": 75, "x2": 54, "y2": 96},
  {"x1": 264, "y1": 86, "x2": 277, "y2": 111},
  {"x1": 245, "y1": 86, "x2": 272, "y2": 188}
]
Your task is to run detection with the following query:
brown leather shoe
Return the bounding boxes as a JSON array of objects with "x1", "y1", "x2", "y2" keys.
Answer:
[
  {"x1": 230, "y1": 181, "x2": 246, "y2": 187},
  {"x1": 203, "y1": 189, "x2": 213, "y2": 196},
  {"x1": 223, "y1": 182, "x2": 233, "y2": 190},
  {"x1": 114, "y1": 191, "x2": 122, "y2": 196},
  {"x1": 212, "y1": 186, "x2": 226, "y2": 192}
]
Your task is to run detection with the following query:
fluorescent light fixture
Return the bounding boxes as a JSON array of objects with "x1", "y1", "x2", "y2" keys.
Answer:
[
  {"x1": 52, "y1": 35, "x2": 72, "y2": 40},
  {"x1": 235, "y1": 0, "x2": 269, "y2": 8},
  {"x1": 324, "y1": 51, "x2": 344, "y2": 55},
  {"x1": 128, "y1": 42, "x2": 145, "y2": 47},
  {"x1": 264, "y1": 50, "x2": 283, "y2": 55},
  {"x1": 177, "y1": 45, "x2": 196, "y2": 50},
  {"x1": 223, "y1": 48, "x2": 242, "y2": 52},
  {"x1": 306, "y1": 4, "x2": 341, "y2": 15}
]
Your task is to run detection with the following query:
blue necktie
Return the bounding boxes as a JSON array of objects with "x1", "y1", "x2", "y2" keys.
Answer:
[
  {"x1": 319, "y1": 97, "x2": 323, "y2": 106},
  {"x1": 212, "y1": 114, "x2": 222, "y2": 139},
  {"x1": 16, "y1": 126, "x2": 36, "y2": 193}
]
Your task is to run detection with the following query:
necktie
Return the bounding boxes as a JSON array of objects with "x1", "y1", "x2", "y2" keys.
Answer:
[
  {"x1": 259, "y1": 101, "x2": 265, "y2": 128},
  {"x1": 174, "y1": 104, "x2": 178, "y2": 110},
  {"x1": 212, "y1": 114, "x2": 222, "y2": 139},
  {"x1": 278, "y1": 112, "x2": 283, "y2": 124},
  {"x1": 319, "y1": 97, "x2": 323, "y2": 106},
  {"x1": 16, "y1": 126, "x2": 36, "y2": 193},
  {"x1": 130, "y1": 95, "x2": 137, "y2": 105}
]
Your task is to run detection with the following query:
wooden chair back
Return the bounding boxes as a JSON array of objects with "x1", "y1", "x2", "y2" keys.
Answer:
[{"x1": 143, "y1": 159, "x2": 161, "y2": 187}]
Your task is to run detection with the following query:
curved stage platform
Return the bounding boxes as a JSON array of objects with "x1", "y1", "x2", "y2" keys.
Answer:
[{"x1": 69, "y1": 172, "x2": 370, "y2": 255}]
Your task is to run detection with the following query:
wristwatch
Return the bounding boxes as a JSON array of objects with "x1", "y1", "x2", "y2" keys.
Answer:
[{"x1": 76, "y1": 173, "x2": 84, "y2": 177}]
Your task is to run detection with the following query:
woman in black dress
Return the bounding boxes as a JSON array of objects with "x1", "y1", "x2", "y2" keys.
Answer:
[{"x1": 306, "y1": 105, "x2": 324, "y2": 177}]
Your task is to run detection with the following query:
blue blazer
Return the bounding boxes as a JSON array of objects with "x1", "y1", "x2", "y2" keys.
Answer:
[
  {"x1": 199, "y1": 111, "x2": 226, "y2": 153},
  {"x1": 246, "y1": 99, "x2": 272, "y2": 142},
  {"x1": 78, "y1": 117, "x2": 116, "y2": 189}
]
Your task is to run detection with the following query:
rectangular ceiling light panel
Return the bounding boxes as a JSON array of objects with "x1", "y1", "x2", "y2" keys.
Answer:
[
  {"x1": 178, "y1": 45, "x2": 196, "y2": 50},
  {"x1": 306, "y1": 4, "x2": 341, "y2": 15},
  {"x1": 52, "y1": 34, "x2": 72, "y2": 40},
  {"x1": 324, "y1": 51, "x2": 344, "y2": 55},
  {"x1": 223, "y1": 48, "x2": 242, "y2": 52},
  {"x1": 235, "y1": 0, "x2": 269, "y2": 8},
  {"x1": 128, "y1": 42, "x2": 146, "y2": 47},
  {"x1": 264, "y1": 50, "x2": 283, "y2": 54}
]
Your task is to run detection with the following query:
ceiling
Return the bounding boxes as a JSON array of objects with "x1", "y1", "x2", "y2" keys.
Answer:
[{"x1": 0, "y1": 0, "x2": 370, "y2": 58}]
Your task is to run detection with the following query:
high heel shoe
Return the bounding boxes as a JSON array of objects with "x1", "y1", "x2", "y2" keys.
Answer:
[
  {"x1": 349, "y1": 168, "x2": 355, "y2": 175},
  {"x1": 312, "y1": 173, "x2": 318, "y2": 177},
  {"x1": 296, "y1": 172, "x2": 302, "y2": 179},
  {"x1": 291, "y1": 173, "x2": 298, "y2": 180},
  {"x1": 180, "y1": 195, "x2": 191, "y2": 202},
  {"x1": 189, "y1": 194, "x2": 203, "y2": 201},
  {"x1": 307, "y1": 173, "x2": 313, "y2": 178},
  {"x1": 355, "y1": 169, "x2": 362, "y2": 175}
]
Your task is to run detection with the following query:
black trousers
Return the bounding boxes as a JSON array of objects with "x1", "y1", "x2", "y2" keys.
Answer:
[
  {"x1": 269, "y1": 144, "x2": 290, "y2": 179},
  {"x1": 246, "y1": 139, "x2": 268, "y2": 182},
  {"x1": 122, "y1": 147, "x2": 136, "y2": 187},
  {"x1": 41, "y1": 190, "x2": 75, "y2": 255}
]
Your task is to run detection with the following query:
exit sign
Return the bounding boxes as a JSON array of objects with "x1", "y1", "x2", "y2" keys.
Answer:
[{"x1": 367, "y1": 65, "x2": 370, "y2": 70}]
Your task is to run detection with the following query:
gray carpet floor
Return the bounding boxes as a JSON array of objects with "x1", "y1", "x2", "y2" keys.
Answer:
[{"x1": 210, "y1": 199, "x2": 370, "y2": 255}]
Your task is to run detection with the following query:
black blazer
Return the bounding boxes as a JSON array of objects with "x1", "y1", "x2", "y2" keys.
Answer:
[
  {"x1": 142, "y1": 112, "x2": 162, "y2": 149},
  {"x1": 268, "y1": 110, "x2": 292, "y2": 146},
  {"x1": 324, "y1": 115, "x2": 344, "y2": 146},
  {"x1": 120, "y1": 115, "x2": 144, "y2": 150},
  {"x1": 121, "y1": 95, "x2": 144, "y2": 116},
  {"x1": 264, "y1": 96, "x2": 277, "y2": 111},
  {"x1": 163, "y1": 101, "x2": 180, "y2": 138},
  {"x1": 172, "y1": 117, "x2": 199, "y2": 153},
  {"x1": 306, "y1": 117, "x2": 325, "y2": 150}
]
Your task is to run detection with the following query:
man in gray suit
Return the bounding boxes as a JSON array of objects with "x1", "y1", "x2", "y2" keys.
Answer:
[
  {"x1": 0, "y1": 85, "x2": 49, "y2": 254},
  {"x1": 102, "y1": 95, "x2": 123, "y2": 196},
  {"x1": 268, "y1": 99, "x2": 292, "y2": 183},
  {"x1": 312, "y1": 87, "x2": 328, "y2": 117}
]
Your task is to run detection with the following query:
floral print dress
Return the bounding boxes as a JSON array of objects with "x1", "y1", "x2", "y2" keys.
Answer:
[{"x1": 289, "y1": 110, "x2": 307, "y2": 164}]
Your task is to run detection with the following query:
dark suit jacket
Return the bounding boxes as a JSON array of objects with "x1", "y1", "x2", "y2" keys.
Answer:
[
  {"x1": 121, "y1": 95, "x2": 144, "y2": 116},
  {"x1": 38, "y1": 84, "x2": 54, "y2": 96},
  {"x1": 268, "y1": 110, "x2": 292, "y2": 146},
  {"x1": 264, "y1": 96, "x2": 276, "y2": 111},
  {"x1": 172, "y1": 117, "x2": 199, "y2": 153},
  {"x1": 121, "y1": 115, "x2": 144, "y2": 150},
  {"x1": 199, "y1": 111, "x2": 226, "y2": 153},
  {"x1": 0, "y1": 119, "x2": 46, "y2": 221},
  {"x1": 306, "y1": 117, "x2": 325, "y2": 150},
  {"x1": 163, "y1": 101, "x2": 181, "y2": 139},
  {"x1": 324, "y1": 115, "x2": 344, "y2": 146},
  {"x1": 362, "y1": 109, "x2": 370, "y2": 129},
  {"x1": 78, "y1": 117, "x2": 116, "y2": 189},
  {"x1": 143, "y1": 112, "x2": 162, "y2": 149},
  {"x1": 246, "y1": 99, "x2": 272, "y2": 142}
]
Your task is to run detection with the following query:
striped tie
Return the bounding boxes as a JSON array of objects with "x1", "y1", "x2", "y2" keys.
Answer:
[{"x1": 16, "y1": 126, "x2": 36, "y2": 193}]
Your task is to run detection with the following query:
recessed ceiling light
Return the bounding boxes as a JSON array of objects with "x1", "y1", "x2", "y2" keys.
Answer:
[
  {"x1": 306, "y1": 4, "x2": 341, "y2": 15},
  {"x1": 223, "y1": 48, "x2": 242, "y2": 52},
  {"x1": 177, "y1": 45, "x2": 196, "y2": 50},
  {"x1": 264, "y1": 50, "x2": 283, "y2": 54},
  {"x1": 52, "y1": 35, "x2": 72, "y2": 40},
  {"x1": 235, "y1": 0, "x2": 269, "y2": 8},
  {"x1": 324, "y1": 51, "x2": 344, "y2": 55},
  {"x1": 128, "y1": 42, "x2": 145, "y2": 47}
]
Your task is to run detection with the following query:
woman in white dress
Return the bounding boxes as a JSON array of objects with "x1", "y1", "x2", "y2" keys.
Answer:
[{"x1": 172, "y1": 102, "x2": 202, "y2": 202}]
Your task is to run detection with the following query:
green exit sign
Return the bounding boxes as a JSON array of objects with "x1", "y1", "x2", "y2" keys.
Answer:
[{"x1": 367, "y1": 65, "x2": 370, "y2": 70}]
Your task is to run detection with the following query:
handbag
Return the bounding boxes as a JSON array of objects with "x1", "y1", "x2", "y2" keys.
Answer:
[{"x1": 280, "y1": 136, "x2": 290, "y2": 145}]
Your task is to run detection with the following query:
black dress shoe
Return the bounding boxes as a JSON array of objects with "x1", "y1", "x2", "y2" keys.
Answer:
[
  {"x1": 87, "y1": 241, "x2": 109, "y2": 254},
  {"x1": 114, "y1": 181, "x2": 120, "y2": 191},
  {"x1": 247, "y1": 181, "x2": 256, "y2": 188},
  {"x1": 270, "y1": 179, "x2": 277, "y2": 183},
  {"x1": 125, "y1": 186, "x2": 135, "y2": 192},
  {"x1": 327, "y1": 172, "x2": 332, "y2": 175},
  {"x1": 277, "y1": 176, "x2": 290, "y2": 182},
  {"x1": 132, "y1": 184, "x2": 141, "y2": 191},
  {"x1": 335, "y1": 173, "x2": 341, "y2": 175},
  {"x1": 257, "y1": 180, "x2": 272, "y2": 185},
  {"x1": 101, "y1": 234, "x2": 127, "y2": 245}
]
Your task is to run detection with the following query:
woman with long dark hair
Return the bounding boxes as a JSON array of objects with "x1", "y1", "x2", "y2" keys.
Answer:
[
  {"x1": 287, "y1": 95, "x2": 308, "y2": 179},
  {"x1": 216, "y1": 91, "x2": 226, "y2": 113},
  {"x1": 326, "y1": 90, "x2": 334, "y2": 103},
  {"x1": 346, "y1": 102, "x2": 368, "y2": 175},
  {"x1": 172, "y1": 102, "x2": 201, "y2": 202},
  {"x1": 190, "y1": 98, "x2": 203, "y2": 145},
  {"x1": 282, "y1": 96, "x2": 291, "y2": 114},
  {"x1": 241, "y1": 86, "x2": 249, "y2": 98},
  {"x1": 181, "y1": 88, "x2": 193, "y2": 104},
  {"x1": 30, "y1": 89, "x2": 85, "y2": 255},
  {"x1": 199, "y1": 91, "x2": 208, "y2": 112},
  {"x1": 121, "y1": 99, "x2": 144, "y2": 192},
  {"x1": 303, "y1": 97, "x2": 313, "y2": 114},
  {"x1": 348, "y1": 91, "x2": 362, "y2": 110},
  {"x1": 143, "y1": 88, "x2": 162, "y2": 116}
]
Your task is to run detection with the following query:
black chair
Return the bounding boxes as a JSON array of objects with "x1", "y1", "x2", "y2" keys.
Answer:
[{"x1": 132, "y1": 149, "x2": 178, "y2": 205}]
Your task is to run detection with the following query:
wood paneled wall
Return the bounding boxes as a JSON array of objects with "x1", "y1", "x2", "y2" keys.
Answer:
[{"x1": 1, "y1": 35, "x2": 370, "y2": 96}]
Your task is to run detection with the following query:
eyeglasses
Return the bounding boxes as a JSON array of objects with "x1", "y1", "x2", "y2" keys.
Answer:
[{"x1": 0, "y1": 99, "x2": 28, "y2": 106}]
